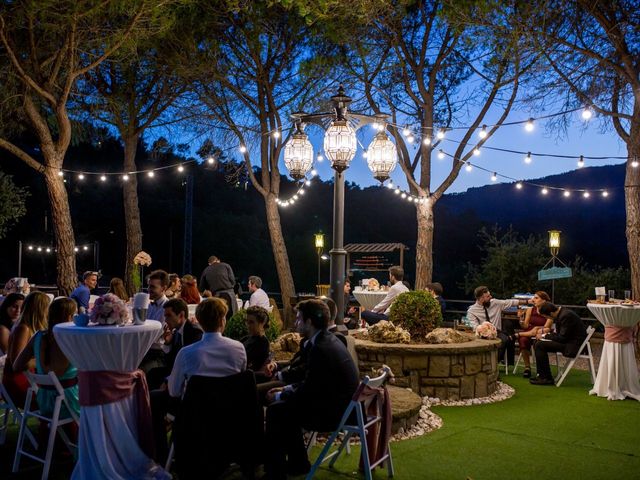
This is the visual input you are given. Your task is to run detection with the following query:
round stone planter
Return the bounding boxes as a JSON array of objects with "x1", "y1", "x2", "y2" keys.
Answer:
[{"x1": 355, "y1": 337, "x2": 501, "y2": 400}]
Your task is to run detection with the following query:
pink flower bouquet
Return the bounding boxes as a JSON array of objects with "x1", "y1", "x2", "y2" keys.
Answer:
[
  {"x1": 475, "y1": 321, "x2": 497, "y2": 340},
  {"x1": 90, "y1": 293, "x2": 130, "y2": 326}
]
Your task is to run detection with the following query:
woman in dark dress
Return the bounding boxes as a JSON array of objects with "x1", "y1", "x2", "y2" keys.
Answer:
[
  {"x1": 514, "y1": 291, "x2": 553, "y2": 377},
  {"x1": 241, "y1": 306, "x2": 271, "y2": 376}
]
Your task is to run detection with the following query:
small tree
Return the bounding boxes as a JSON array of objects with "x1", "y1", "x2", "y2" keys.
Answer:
[{"x1": 0, "y1": 171, "x2": 28, "y2": 239}]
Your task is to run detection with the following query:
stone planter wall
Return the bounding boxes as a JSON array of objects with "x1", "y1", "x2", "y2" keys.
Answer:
[{"x1": 355, "y1": 337, "x2": 501, "y2": 400}]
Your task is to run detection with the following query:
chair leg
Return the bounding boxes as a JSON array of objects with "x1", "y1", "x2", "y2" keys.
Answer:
[
  {"x1": 555, "y1": 358, "x2": 576, "y2": 387},
  {"x1": 13, "y1": 392, "x2": 33, "y2": 473},
  {"x1": 328, "y1": 431, "x2": 353, "y2": 468},
  {"x1": 356, "y1": 407, "x2": 373, "y2": 480},
  {"x1": 165, "y1": 442, "x2": 174, "y2": 471},
  {"x1": 386, "y1": 445, "x2": 394, "y2": 478},
  {"x1": 587, "y1": 344, "x2": 596, "y2": 383},
  {"x1": 42, "y1": 398, "x2": 63, "y2": 480},
  {"x1": 306, "y1": 426, "x2": 343, "y2": 479},
  {"x1": 512, "y1": 352, "x2": 522, "y2": 374}
]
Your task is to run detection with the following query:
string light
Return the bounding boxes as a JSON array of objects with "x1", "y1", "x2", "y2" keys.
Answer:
[
  {"x1": 177, "y1": 165, "x2": 184, "y2": 172},
  {"x1": 473, "y1": 148, "x2": 481, "y2": 156},
  {"x1": 524, "y1": 152, "x2": 532, "y2": 164},
  {"x1": 123, "y1": 174, "x2": 129, "y2": 181},
  {"x1": 437, "y1": 149, "x2": 445, "y2": 160},
  {"x1": 78, "y1": 174, "x2": 85, "y2": 180},
  {"x1": 57, "y1": 171, "x2": 64, "y2": 177},
  {"x1": 516, "y1": 182, "x2": 523, "y2": 189},
  {"x1": 542, "y1": 187, "x2": 548, "y2": 195},
  {"x1": 401, "y1": 193, "x2": 407, "y2": 199},
  {"x1": 207, "y1": 156, "x2": 216, "y2": 165},
  {"x1": 394, "y1": 188, "x2": 400, "y2": 194},
  {"x1": 583, "y1": 191, "x2": 590, "y2": 198},
  {"x1": 305, "y1": 180, "x2": 311, "y2": 186},
  {"x1": 239, "y1": 145, "x2": 247, "y2": 153},
  {"x1": 402, "y1": 126, "x2": 411, "y2": 137},
  {"x1": 632, "y1": 159, "x2": 639, "y2": 168},
  {"x1": 147, "y1": 171, "x2": 154, "y2": 178},
  {"x1": 478, "y1": 125, "x2": 488, "y2": 139},
  {"x1": 581, "y1": 107, "x2": 593, "y2": 120},
  {"x1": 407, "y1": 134, "x2": 415, "y2": 143},
  {"x1": 316, "y1": 154, "x2": 323, "y2": 162},
  {"x1": 423, "y1": 137, "x2": 431, "y2": 146},
  {"x1": 563, "y1": 190, "x2": 571, "y2": 197},
  {"x1": 272, "y1": 131, "x2": 281, "y2": 139},
  {"x1": 602, "y1": 190, "x2": 609, "y2": 197},
  {"x1": 491, "y1": 172, "x2": 497, "y2": 181},
  {"x1": 525, "y1": 118, "x2": 534, "y2": 132},
  {"x1": 37, "y1": 247, "x2": 42, "y2": 252},
  {"x1": 310, "y1": 169, "x2": 317, "y2": 176},
  {"x1": 577, "y1": 155, "x2": 585, "y2": 168},
  {"x1": 100, "y1": 175, "x2": 107, "y2": 182},
  {"x1": 436, "y1": 130, "x2": 445, "y2": 140},
  {"x1": 465, "y1": 162, "x2": 473, "y2": 172}
]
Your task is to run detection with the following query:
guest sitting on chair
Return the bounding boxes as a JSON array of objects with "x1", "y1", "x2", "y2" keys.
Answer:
[
  {"x1": 165, "y1": 274, "x2": 181, "y2": 299},
  {"x1": 263, "y1": 299, "x2": 359, "y2": 479},
  {"x1": 361, "y1": 266, "x2": 409, "y2": 326},
  {"x1": 241, "y1": 306, "x2": 271, "y2": 374},
  {"x1": 425, "y1": 282, "x2": 446, "y2": 315},
  {"x1": 0, "y1": 293, "x2": 24, "y2": 355},
  {"x1": 139, "y1": 270, "x2": 170, "y2": 387},
  {"x1": 108, "y1": 277, "x2": 128, "y2": 302},
  {"x1": 69, "y1": 271, "x2": 98, "y2": 313},
  {"x1": 530, "y1": 302, "x2": 587, "y2": 386},
  {"x1": 179, "y1": 274, "x2": 201, "y2": 305},
  {"x1": 513, "y1": 291, "x2": 552, "y2": 378},
  {"x1": 14, "y1": 297, "x2": 80, "y2": 421},
  {"x1": 245, "y1": 276, "x2": 271, "y2": 310}
]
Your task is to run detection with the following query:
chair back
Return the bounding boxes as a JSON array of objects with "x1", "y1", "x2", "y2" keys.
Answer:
[
  {"x1": 578, "y1": 326, "x2": 596, "y2": 355},
  {"x1": 25, "y1": 371, "x2": 79, "y2": 423},
  {"x1": 174, "y1": 371, "x2": 262, "y2": 479}
]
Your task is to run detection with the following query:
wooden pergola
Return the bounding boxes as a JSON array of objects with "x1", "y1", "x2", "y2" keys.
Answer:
[{"x1": 344, "y1": 242, "x2": 409, "y2": 274}]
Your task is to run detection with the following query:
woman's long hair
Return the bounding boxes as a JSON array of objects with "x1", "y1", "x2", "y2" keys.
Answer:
[
  {"x1": 108, "y1": 277, "x2": 128, "y2": 301},
  {"x1": 0, "y1": 293, "x2": 24, "y2": 329},
  {"x1": 18, "y1": 291, "x2": 50, "y2": 334},
  {"x1": 180, "y1": 275, "x2": 201, "y2": 304},
  {"x1": 44, "y1": 297, "x2": 77, "y2": 365}
]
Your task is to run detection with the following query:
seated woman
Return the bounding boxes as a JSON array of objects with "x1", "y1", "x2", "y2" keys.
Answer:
[
  {"x1": 241, "y1": 306, "x2": 271, "y2": 381},
  {"x1": 108, "y1": 277, "x2": 128, "y2": 302},
  {"x1": 180, "y1": 274, "x2": 202, "y2": 305},
  {"x1": 0, "y1": 293, "x2": 24, "y2": 356},
  {"x1": 166, "y1": 274, "x2": 181, "y2": 299},
  {"x1": 2, "y1": 291, "x2": 49, "y2": 407},
  {"x1": 13, "y1": 297, "x2": 80, "y2": 420},
  {"x1": 514, "y1": 291, "x2": 552, "y2": 378}
]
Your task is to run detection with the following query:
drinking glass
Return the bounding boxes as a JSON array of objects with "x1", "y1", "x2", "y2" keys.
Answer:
[
  {"x1": 608, "y1": 289, "x2": 615, "y2": 301},
  {"x1": 624, "y1": 290, "x2": 632, "y2": 300}
]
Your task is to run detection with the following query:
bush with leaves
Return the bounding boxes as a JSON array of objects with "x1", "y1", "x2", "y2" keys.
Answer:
[
  {"x1": 0, "y1": 171, "x2": 28, "y2": 239},
  {"x1": 224, "y1": 308, "x2": 281, "y2": 342},
  {"x1": 388, "y1": 291, "x2": 443, "y2": 339}
]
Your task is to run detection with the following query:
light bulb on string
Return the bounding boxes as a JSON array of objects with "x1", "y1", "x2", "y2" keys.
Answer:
[
  {"x1": 437, "y1": 149, "x2": 445, "y2": 160},
  {"x1": 293, "y1": 195, "x2": 299, "y2": 201},
  {"x1": 387, "y1": 181, "x2": 394, "y2": 189},
  {"x1": 401, "y1": 193, "x2": 407, "y2": 199},
  {"x1": 122, "y1": 174, "x2": 129, "y2": 181},
  {"x1": 436, "y1": 130, "x2": 445, "y2": 140},
  {"x1": 583, "y1": 191, "x2": 590, "y2": 198},
  {"x1": 74, "y1": 247, "x2": 78, "y2": 252},
  {"x1": 473, "y1": 148, "x2": 481, "y2": 156},
  {"x1": 83, "y1": 245, "x2": 89, "y2": 251},
  {"x1": 272, "y1": 130, "x2": 281, "y2": 139},
  {"x1": 524, "y1": 152, "x2": 532, "y2": 164},
  {"x1": 602, "y1": 190, "x2": 609, "y2": 197},
  {"x1": 37, "y1": 247, "x2": 42, "y2": 252},
  {"x1": 394, "y1": 188, "x2": 400, "y2": 195},
  {"x1": 310, "y1": 169, "x2": 317, "y2": 176},
  {"x1": 46, "y1": 247, "x2": 51, "y2": 253},
  {"x1": 407, "y1": 135, "x2": 415, "y2": 144},
  {"x1": 491, "y1": 172, "x2": 497, "y2": 182},
  {"x1": 631, "y1": 159, "x2": 639, "y2": 168},
  {"x1": 100, "y1": 175, "x2": 107, "y2": 182},
  {"x1": 148, "y1": 171, "x2": 155, "y2": 178},
  {"x1": 577, "y1": 155, "x2": 585, "y2": 168},
  {"x1": 542, "y1": 187, "x2": 548, "y2": 195},
  {"x1": 372, "y1": 122, "x2": 380, "y2": 131},
  {"x1": 563, "y1": 190, "x2": 571, "y2": 197},
  {"x1": 516, "y1": 182, "x2": 523, "y2": 189},
  {"x1": 305, "y1": 180, "x2": 311, "y2": 186},
  {"x1": 239, "y1": 145, "x2": 247, "y2": 153},
  {"x1": 525, "y1": 118, "x2": 534, "y2": 132},
  {"x1": 465, "y1": 162, "x2": 472, "y2": 172},
  {"x1": 402, "y1": 126, "x2": 411, "y2": 137},
  {"x1": 207, "y1": 156, "x2": 216, "y2": 165},
  {"x1": 178, "y1": 165, "x2": 184, "y2": 172},
  {"x1": 422, "y1": 137, "x2": 431, "y2": 146},
  {"x1": 316, "y1": 154, "x2": 323, "y2": 162},
  {"x1": 78, "y1": 174, "x2": 85, "y2": 180},
  {"x1": 581, "y1": 107, "x2": 593, "y2": 120},
  {"x1": 478, "y1": 125, "x2": 488, "y2": 139},
  {"x1": 28, "y1": 245, "x2": 33, "y2": 250},
  {"x1": 299, "y1": 189, "x2": 305, "y2": 195},
  {"x1": 58, "y1": 171, "x2": 64, "y2": 177}
]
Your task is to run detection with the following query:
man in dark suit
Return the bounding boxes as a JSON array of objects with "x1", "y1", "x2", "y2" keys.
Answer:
[
  {"x1": 263, "y1": 299, "x2": 359, "y2": 480},
  {"x1": 530, "y1": 302, "x2": 587, "y2": 385}
]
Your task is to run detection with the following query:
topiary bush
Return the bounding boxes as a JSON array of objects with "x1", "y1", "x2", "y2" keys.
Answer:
[
  {"x1": 388, "y1": 291, "x2": 443, "y2": 339},
  {"x1": 224, "y1": 308, "x2": 281, "y2": 342}
]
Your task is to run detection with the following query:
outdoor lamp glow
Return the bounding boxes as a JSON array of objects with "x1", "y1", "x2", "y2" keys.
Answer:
[
  {"x1": 549, "y1": 230, "x2": 561, "y2": 256},
  {"x1": 324, "y1": 120, "x2": 357, "y2": 172},
  {"x1": 366, "y1": 130, "x2": 397, "y2": 183},
  {"x1": 283, "y1": 126, "x2": 314, "y2": 180},
  {"x1": 315, "y1": 233, "x2": 324, "y2": 250}
]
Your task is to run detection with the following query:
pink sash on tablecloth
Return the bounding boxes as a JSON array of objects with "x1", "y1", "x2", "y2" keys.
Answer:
[
  {"x1": 78, "y1": 370, "x2": 154, "y2": 458},
  {"x1": 604, "y1": 325, "x2": 634, "y2": 344}
]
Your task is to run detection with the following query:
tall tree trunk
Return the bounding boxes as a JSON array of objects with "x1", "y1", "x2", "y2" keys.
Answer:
[
  {"x1": 414, "y1": 200, "x2": 435, "y2": 290},
  {"x1": 123, "y1": 133, "x2": 144, "y2": 295},
  {"x1": 265, "y1": 194, "x2": 296, "y2": 328},
  {"x1": 626, "y1": 131, "x2": 640, "y2": 301},
  {"x1": 43, "y1": 167, "x2": 77, "y2": 295}
]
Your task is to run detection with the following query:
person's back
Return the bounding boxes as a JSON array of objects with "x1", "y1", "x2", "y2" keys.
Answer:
[{"x1": 199, "y1": 256, "x2": 235, "y2": 294}]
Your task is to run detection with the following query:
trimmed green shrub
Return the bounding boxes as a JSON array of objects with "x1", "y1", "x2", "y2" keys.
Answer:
[
  {"x1": 388, "y1": 290, "x2": 443, "y2": 339},
  {"x1": 224, "y1": 308, "x2": 281, "y2": 342}
]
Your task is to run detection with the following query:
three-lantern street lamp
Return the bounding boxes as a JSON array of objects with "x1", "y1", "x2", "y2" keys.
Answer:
[{"x1": 283, "y1": 86, "x2": 398, "y2": 323}]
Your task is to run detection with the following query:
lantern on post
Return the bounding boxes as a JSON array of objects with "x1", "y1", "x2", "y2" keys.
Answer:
[{"x1": 548, "y1": 230, "x2": 561, "y2": 257}]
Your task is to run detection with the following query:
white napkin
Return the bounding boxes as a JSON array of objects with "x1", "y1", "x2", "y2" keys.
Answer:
[
  {"x1": 595, "y1": 287, "x2": 606, "y2": 296},
  {"x1": 133, "y1": 292, "x2": 150, "y2": 309}
]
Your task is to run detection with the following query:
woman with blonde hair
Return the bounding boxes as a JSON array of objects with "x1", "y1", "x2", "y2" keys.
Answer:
[
  {"x1": 108, "y1": 277, "x2": 129, "y2": 301},
  {"x1": 2, "y1": 291, "x2": 49, "y2": 406}
]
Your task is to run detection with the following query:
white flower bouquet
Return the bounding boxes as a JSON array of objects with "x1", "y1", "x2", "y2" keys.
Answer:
[
  {"x1": 90, "y1": 293, "x2": 130, "y2": 326},
  {"x1": 475, "y1": 321, "x2": 497, "y2": 340}
]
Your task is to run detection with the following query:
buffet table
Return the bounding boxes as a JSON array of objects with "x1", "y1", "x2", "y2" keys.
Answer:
[
  {"x1": 586, "y1": 304, "x2": 640, "y2": 401},
  {"x1": 54, "y1": 321, "x2": 169, "y2": 479}
]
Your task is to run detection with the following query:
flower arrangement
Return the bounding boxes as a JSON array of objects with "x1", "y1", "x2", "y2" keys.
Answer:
[
  {"x1": 367, "y1": 278, "x2": 380, "y2": 291},
  {"x1": 133, "y1": 251, "x2": 152, "y2": 266},
  {"x1": 90, "y1": 293, "x2": 130, "y2": 326},
  {"x1": 475, "y1": 321, "x2": 497, "y2": 340}
]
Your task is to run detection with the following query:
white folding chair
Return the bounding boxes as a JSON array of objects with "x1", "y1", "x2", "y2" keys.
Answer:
[
  {"x1": 0, "y1": 383, "x2": 38, "y2": 449},
  {"x1": 306, "y1": 366, "x2": 394, "y2": 480},
  {"x1": 513, "y1": 345, "x2": 536, "y2": 374},
  {"x1": 554, "y1": 326, "x2": 597, "y2": 387},
  {"x1": 13, "y1": 371, "x2": 79, "y2": 480}
]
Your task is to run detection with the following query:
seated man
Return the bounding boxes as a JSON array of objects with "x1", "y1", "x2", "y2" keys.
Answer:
[
  {"x1": 361, "y1": 266, "x2": 409, "y2": 326},
  {"x1": 530, "y1": 302, "x2": 587, "y2": 385},
  {"x1": 263, "y1": 299, "x2": 359, "y2": 480},
  {"x1": 466, "y1": 286, "x2": 529, "y2": 366},
  {"x1": 425, "y1": 282, "x2": 446, "y2": 315},
  {"x1": 244, "y1": 275, "x2": 271, "y2": 310},
  {"x1": 162, "y1": 298, "x2": 203, "y2": 373},
  {"x1": 69, "y1": 271, "x2": 98, "y2": 313}
]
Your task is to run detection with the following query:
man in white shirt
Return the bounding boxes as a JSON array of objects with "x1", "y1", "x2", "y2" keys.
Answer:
[
  {"x1": 140, "y1": 269, "x2": 171, "y2": 387},
  {"x1": 466, "y1": 286, "x2": 530, "y2": 366},
  {"x1": 361, "y1": 266, "x2": 410, "y2": 326},
  {"x1": 168, "y1": 297, "x2": 246, "y2": 397},
  {"x1": 245, "y1": 275, "x2": 271, "y2": 310}
]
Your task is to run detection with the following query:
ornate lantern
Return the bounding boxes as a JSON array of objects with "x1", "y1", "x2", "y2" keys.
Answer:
[
  {"x1": 283, "y1": 124, "x2": 314, "y2": 180},
  {"x1": 366, "y1": 130, "x2": 397, "y2": 183}
]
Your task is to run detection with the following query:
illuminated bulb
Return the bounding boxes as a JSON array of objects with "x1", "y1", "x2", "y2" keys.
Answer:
[
  {"x1": 363, "y1": 151, "x2": 368, "y2": 158},
  {"x1": 631, "y1": 159, "x2": 639, "y2": 168},
  {"x1": 436, "y1": 130, "x2": 445, "y2": 139},
  {"x1": 239, "y1": 145, "x2": 247, "y2": 153},
  {"x1": 394, "y1": 189, "x2": 400, "y2": 195},
  {"x1": 37, "y1": 247, "x2": 42, "y2": 252},
  {"x1": 516, "y1": 182, "x2": 523, "y2": 189},
  {"x1": 316, "y1": 154, "x2": 323, "y2": 162},
  {"x1": 299, "y1": 189, "x2": 305, "y2": 195},
  {"x1": 402, "y1": 126, "x2": 411, "y2": 137},
  {"x1": 207, "y1": 156, "x2": 215, "y2": 165},
  {"x1": 407, "y1": 135, "x2": 415, "y2": 143},
  {"x1": 542, "y1": 187, "x2": 548, "y2": 195},
  {"x1": 479, "y1": 125, "x2": 488, "y2": 139},
  {"x1": 272, "y1": 131, "x2": 280, "y2": 139},
  {"x1": 305, "y1": 180, "x2": 311, "y2": 186},
  {"x1": 78, "y1": 174, "x2": 85, "y2": 180},
  {"x1": 148, "y1": 171, "x2": 155, "y2": 178},
  {"x1": 100, "y1": 175, "x2": 106, "y2": 181},
  {"x1": 577, "y1": 155, "x2": 584, "y2": 168},
  {"x1": 491, "y1": 172, "x2": 497, "y2": 182},
  {"x1": 293, "y1": 195, "x2": 299, "y2": 200},
  {"x1": 602, "y1": 190, "x2": 609, "y2": 197},
  {"x1": 310, "y1": 169, "x2": 317, "y2": 176},
  {"x1": 74, "y1": 247, "x2": 79, "y2": 252},
  {"x1": 372, "y1": 122, "x2": 380, "y2": 130},
  {"x1": 473, "y1": 148, "x2": 480, "y2": 156},
  {"x1": 58, "y1": 171, "x2": 64, "y2": 177},
  {"x1": 83, "y1": 245, "x2": 89, "y2": 251},
  {"x1": 387, "y1": 182, "x2": 394, "y2": 189},
  {"x1": 525, "y1": 152, "x2": 532, "y2": 164},
  {"x1": 122, "y1": 174, "x2": 129, "y2": 181},
  {"x1": 290, "y1": 198, "x2": 296, "y2": 204},
  {"x1": 401, "y1": 193, "x2": 407, "y2": 199},
  {"x1": 437, "y1": 149, "x2": 445, "y2": 160},
  {"x1": 465, "y1": 163, "x2": 472, "y2": 172},
  {"x1": 423, "y1": 137, "x2": 431, "y2": 146},
  {"x1": 581, "y1": 108, "x2": 593, "y2": 120},
  {"x1": 178, "y1": 165, "x2": 184, "y2": 172},
  {"x1": 563, "y1": 190, "x2": 571, "y2": 197},
  {"x1": 525, "y1": 118, "x2": 534, "y2": 132},
  {"x1": 28, "y1": 245, "x2": 33, "y2": 250},
  {"x1": 583, "y1": 191, "x2": 590, "y2": 198},
  {"x1": 408, "y1": 197, "x2": 414, "y2": 202},
  {"x1": 46, "y1": 248, "x2": 51, "y2": 253}
]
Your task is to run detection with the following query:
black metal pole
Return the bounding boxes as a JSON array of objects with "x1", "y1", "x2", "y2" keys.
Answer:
[
  {"x1": 317, "y1": 251, "x2": 321, "y2": 291},
  {"x1": 330, "y1": 170, "x2": 346, "y2": 325}
]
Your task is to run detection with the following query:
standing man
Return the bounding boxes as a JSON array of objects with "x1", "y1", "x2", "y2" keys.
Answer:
[
  {"x1": 245, "y1": 275, "x2": 271, "y2": 310},
  {"x1": 530, "y1": 302, "x2": 587, "y2": 385},
  {"x1": 361, "y1": 266, "x2": 409, "y2": 326},
  {"x1": 70, "y1": 271, "x2": 98, "y2": 313},
  {"x1": 466, "y1": 286, "x2": 529, "y2": 367},
  {"x1": 199, "y1": 255, "x2": 235, "y2": 296}
]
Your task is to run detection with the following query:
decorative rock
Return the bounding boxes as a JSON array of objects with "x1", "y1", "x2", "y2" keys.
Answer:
[
  {"x1": 424, "y1": 328, "x2": 472, "y2": 344},
  {"x1": 368, "y1": 321, "x2": 411, "y2": 344}
]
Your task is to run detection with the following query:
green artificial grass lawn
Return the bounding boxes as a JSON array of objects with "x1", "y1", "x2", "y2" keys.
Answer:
[
  {"x1": 2, "y1": 368, "x2": 639, "y2": 479},
  {"x1": 310, "y1": 368, "x2": 640, "y2": 480}
]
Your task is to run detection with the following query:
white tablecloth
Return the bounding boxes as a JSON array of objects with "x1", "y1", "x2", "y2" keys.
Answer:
[
  {"x1": 54, "y1": 321, "x2": 168, "y2": 480},
  {"x1": 587, "y1": 304, "x2": 640, "y2": 401},
  {"x1": 353, "y1": 290, "x2": 388, "y2": 310}
]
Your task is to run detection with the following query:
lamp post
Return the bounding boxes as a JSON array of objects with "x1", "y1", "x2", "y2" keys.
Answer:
[
  {"x1": 284, "y1": 86, "x2": 397, "y2": 323},
  {"x1": 315, "y1": 232, "x2": 324, "y2": 290},
  {"x1": 548, "y1": 230, "x2": 561, "y2": 302}
]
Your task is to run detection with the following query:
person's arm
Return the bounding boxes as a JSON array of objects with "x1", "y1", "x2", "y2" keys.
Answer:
[
  {"x1": 167, "y1": 351, "x2": 186, "y2": 397},
  {"x1": 0, "y1": 325, "x2": 10, "y2": 355},
  {"x1": 523, "y1": 307, "x2": 532, "y2": 329},
  {"x1": 227, "y1": 266, "x2": 235, "y2": 289},
  {"x1": 372, "y1": 291, "x2": 395, "y2": 313},
  {"x1": 12, "y1": 333, "x2": 36, "y2": 372},
  {"x1": 199, "y1": 270, "x2": 208, "y2": 293},
  {"x1": 7, "y1": 324, "x2": 33, "y2": 365}
]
